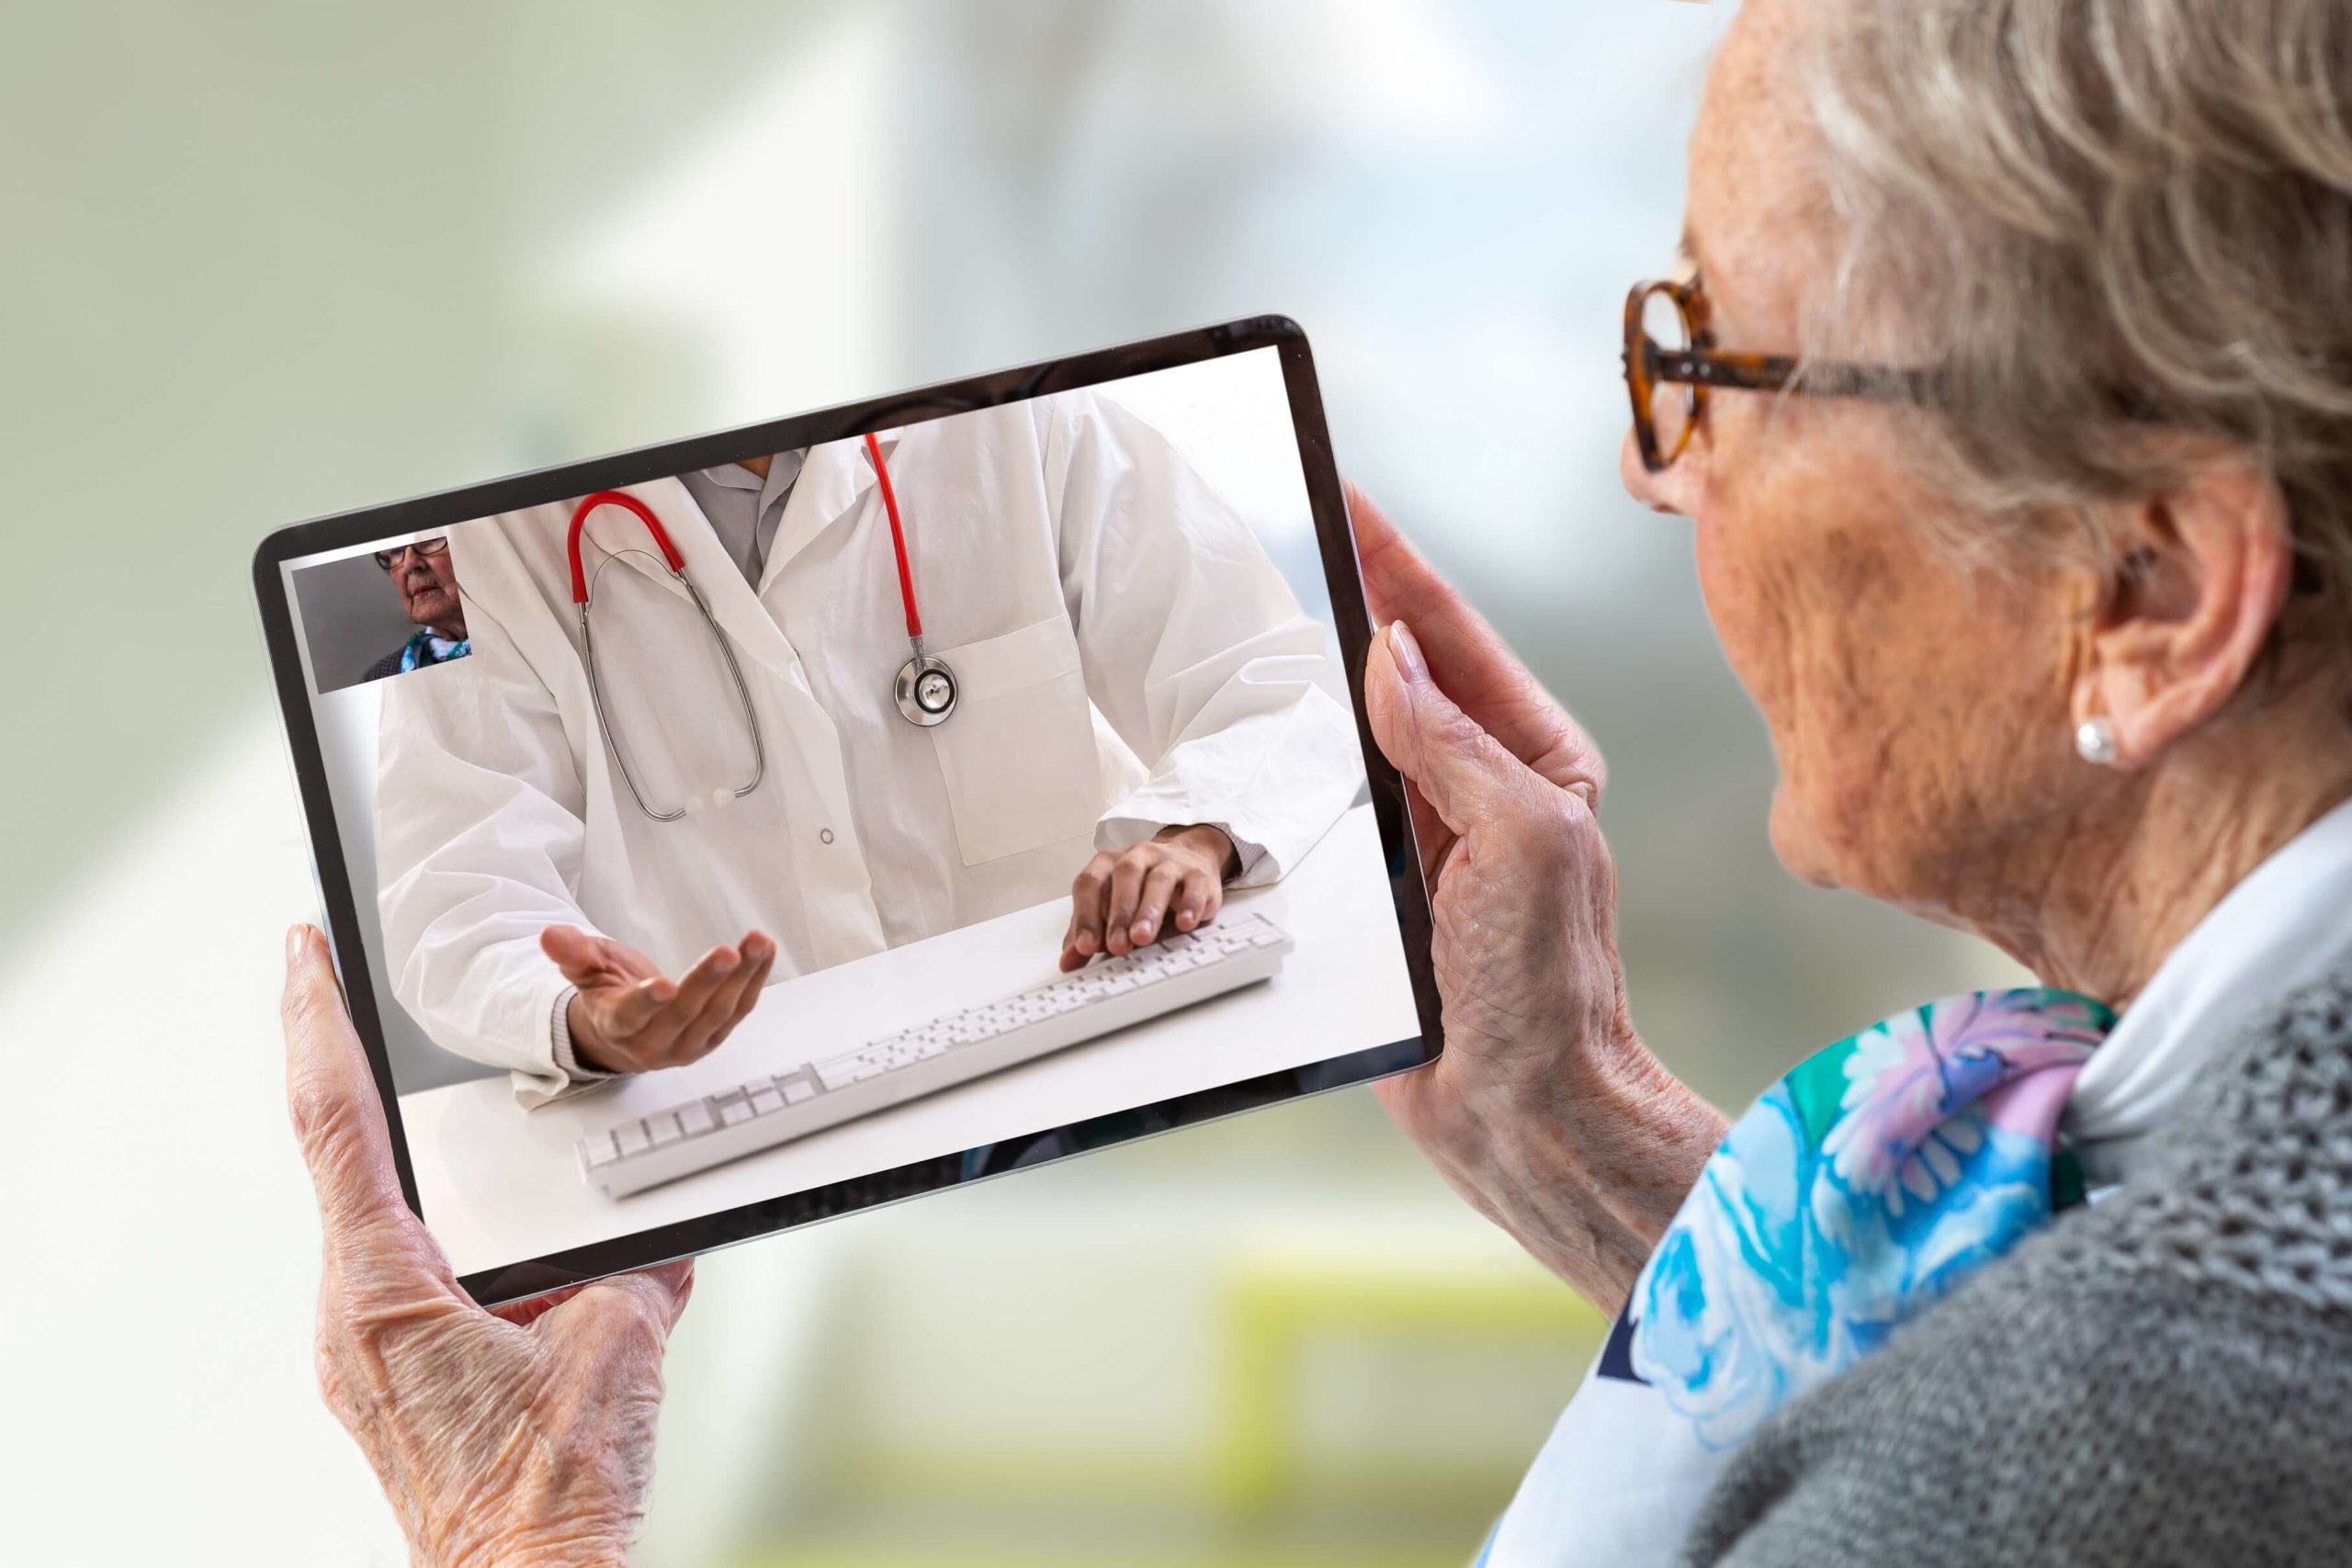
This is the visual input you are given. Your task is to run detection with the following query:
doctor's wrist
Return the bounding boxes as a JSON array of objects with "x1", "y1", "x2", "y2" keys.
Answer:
[
  {"x1": 1153, "y1": 821, "x2": 1239, "y2": 880},
  {"x1": 551, "y1": 985, "x2": 619, "y2": 1080}
]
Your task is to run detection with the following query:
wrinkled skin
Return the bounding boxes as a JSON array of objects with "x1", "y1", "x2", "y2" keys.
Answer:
[
  {"x1": 285, "y1": 924, "x2": 689, "y2": 1567},
  {"x1": 390, "y1": 540, "x2": 467, "y2": 642},
  {"x1": 1353, "y1": 485, "x2": 1730, "y2": 1303},
  {"x1": 1356, "y1": 0, "x2": 2347, "y2": 1316}
]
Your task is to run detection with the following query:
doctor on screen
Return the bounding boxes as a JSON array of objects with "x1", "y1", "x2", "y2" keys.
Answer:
[{"x1": 374, "y1": 390, "x2": 1361, "y2": 1105}]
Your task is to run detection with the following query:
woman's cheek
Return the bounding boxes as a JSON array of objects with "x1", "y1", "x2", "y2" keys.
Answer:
[
  {"x1": 1694, "y1": 509, "x2": 1857, "y2": 886},
  {"x1": 1693, "y1": 512, "x2": 1787, "y2": 737}
]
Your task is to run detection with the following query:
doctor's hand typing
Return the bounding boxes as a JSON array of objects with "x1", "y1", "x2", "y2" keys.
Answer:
[
  {"x1": 1058, "y1": 823, "x2": 1239, "y2": 972},
  {"x1": 542, "y1": 925, "x2": 777, "y2": 1076},
  {"x1": 1349, "y1": 484, "x2": 1725, "y2": 1307},
  {"x1": 284, "y1": 925, "x2": 691, "y2": 1568}
]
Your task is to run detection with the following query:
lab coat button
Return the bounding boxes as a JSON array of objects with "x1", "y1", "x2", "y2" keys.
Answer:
[{"x1": 819, "y1": 828, "x2": 835, "y2": 845}]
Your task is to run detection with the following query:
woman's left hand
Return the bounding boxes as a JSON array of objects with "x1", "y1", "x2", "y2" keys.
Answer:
[{"x1": 284, "y1": 924, "x2": 694, "y2": 1568}]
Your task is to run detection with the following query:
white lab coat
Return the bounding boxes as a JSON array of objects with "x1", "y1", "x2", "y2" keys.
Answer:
[{"x1": 375, "y1": 392, "x2": 1361, "y2": 1103}]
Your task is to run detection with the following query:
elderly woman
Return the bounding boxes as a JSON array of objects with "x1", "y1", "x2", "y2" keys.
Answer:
[{"x1": 277, "y1": 0, "x2": 2352, "y2": 1562}]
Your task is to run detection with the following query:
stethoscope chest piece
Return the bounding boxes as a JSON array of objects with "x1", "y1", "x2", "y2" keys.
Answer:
[
  {"x1": 896, "y1": 642, "x2": 958, "y2": 727},
  {"x1": 865, "y1": 430, "x2": 959, "y2": 729}
]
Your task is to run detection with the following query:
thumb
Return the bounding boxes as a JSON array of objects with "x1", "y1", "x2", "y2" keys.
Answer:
[
  {"x1": 544, "y1": 1259, "x2": 696, "y2": 1363},
  {"x1": 282, "y1": 924, "x2": 414, "y2": 1239},
  {"x1": 540, "y1": 924, "x2": 616, "y2": 985},
  {"x1": 1365, "y1": 620, "x2": 1535, "y2": 836}
]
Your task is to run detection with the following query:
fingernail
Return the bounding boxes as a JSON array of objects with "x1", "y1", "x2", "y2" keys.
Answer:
[
  {"x1": 285, "y1": 924, "x2": 309, "y2": 968},
  {"x1": 1133, "y1": 919, "x2": 1154, "y2": 942},
  {"x1": 1388, "y1": 621, "x2": 1427, "y2": 682}
]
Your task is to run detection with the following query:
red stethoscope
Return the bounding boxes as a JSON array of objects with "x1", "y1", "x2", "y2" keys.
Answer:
[
  {"x1": 564, "y1": 434, "x2": 956, "y2": 824},
  {"x1": 861, "y1": 432, "x2": 961, "y2": 728}
]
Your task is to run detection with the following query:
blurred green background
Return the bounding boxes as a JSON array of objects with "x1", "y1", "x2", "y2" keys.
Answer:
[{"x1": 0, "y1": 3, "x2": 2009, "y2": 1563}]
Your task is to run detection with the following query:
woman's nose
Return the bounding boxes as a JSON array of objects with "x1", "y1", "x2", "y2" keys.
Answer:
[{"x1": 1619, "y1": 429, "x2": 1690, "y2": 516}]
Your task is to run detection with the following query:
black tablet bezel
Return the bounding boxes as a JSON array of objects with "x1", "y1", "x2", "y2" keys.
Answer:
[{"x1": 253, "y1": 315, "x2": 1442, "y2": 1306}]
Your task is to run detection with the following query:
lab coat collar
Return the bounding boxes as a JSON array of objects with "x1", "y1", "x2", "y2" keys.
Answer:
[{"x1": 760, "y1": 427, "x2": 902, "y2": 594}]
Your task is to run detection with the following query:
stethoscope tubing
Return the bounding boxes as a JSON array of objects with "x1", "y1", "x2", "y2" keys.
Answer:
[
  {"x1": 563, "y1": 436, "x2": 959, "y2": 822},
  {"x1": 569, "y1": 491, "x2": 767, "y2": 822}
]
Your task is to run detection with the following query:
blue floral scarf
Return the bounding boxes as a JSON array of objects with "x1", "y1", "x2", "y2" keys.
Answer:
[
  {"x1": 1629, "y1": 987, "x2": 2110, "y2": 1444},
  {"x1": 1478, "y1": 987, "x2": 2112, "y2": 1568},
  {"x1": 399, "y1": 627, "x2": 469, "y2": 672}
]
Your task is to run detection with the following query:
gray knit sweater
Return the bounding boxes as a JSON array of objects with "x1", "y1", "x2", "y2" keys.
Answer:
[{"x1": 1679, "y1": 968, "x2": 2352, "y2": 1567}]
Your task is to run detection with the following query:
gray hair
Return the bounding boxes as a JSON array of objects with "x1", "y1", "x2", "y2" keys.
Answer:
[{"x1": 1804, "y1": 0, "x2": 2352, "y2": 683}]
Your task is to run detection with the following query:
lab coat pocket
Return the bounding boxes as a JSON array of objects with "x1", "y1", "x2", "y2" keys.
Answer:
[{"x1": 929, "y1": 615, "x2": 1102, "y2": 865}]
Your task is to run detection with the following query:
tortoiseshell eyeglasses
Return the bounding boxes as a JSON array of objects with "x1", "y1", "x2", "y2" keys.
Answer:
[{"x1": 1623, "y1": 275, "x2": 1944, "y2": 473}]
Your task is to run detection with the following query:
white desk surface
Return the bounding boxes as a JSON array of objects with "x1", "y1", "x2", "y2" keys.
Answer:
[{"x1": 400, "y1": 803, "x2": 1419, "y2": 1278}]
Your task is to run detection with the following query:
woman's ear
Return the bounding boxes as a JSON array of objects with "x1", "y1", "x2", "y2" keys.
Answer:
[{"x1": 2071, "y1": 450, "x2": 2295, "y2": 769}]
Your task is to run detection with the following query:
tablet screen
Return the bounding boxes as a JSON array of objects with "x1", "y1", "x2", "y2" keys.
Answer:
[{"x1": 263, "y1": 327, "x2": 1434, "y2": 1302}]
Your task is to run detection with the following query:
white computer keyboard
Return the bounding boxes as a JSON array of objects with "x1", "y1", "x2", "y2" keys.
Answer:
[{"x1": 578, "y1": 909, "x2": 1295, "y2": 1198}]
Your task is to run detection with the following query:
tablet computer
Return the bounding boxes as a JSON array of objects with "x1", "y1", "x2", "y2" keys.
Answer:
[{"x1": 254, "y1": 316, "x2": 1441, "y2": 1306}]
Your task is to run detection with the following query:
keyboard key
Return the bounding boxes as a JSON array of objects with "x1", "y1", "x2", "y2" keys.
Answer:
[
  {"x1": 615, "y1": 1121, "x2": 650, "y2": 1156},
  {"x1": 645, "y1": 1111, "x2": 683, "y2": 1146},
  {"x1": 717, "y1": 1097, "x2": 755, "y2": 1127},
  {"x1": 678, "y1": 1101, "x2": 717, "y2": 1137},
  {"x1": 782, "y1": 1076, "x2": 815, "y2": 1104},
  {"x1": 813, "y1": 1056, "x2": 876, "y2": 1091},
  {"x1": 582, "y1": 1132, "x2": 618, "y2": 1168},
  {"x1": 749, "y1": 1086, "x2": 785, "y2": 1115}
]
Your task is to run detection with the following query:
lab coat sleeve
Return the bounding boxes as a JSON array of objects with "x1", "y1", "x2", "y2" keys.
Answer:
[
  {"x1": 1044, "y1": 393, "x2": 1362, "y2": 886},
  {"x1": 374, "y1": 629, "x2": 611, "y2": 1110}
]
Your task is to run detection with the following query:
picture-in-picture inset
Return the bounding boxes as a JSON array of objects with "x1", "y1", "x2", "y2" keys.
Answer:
[{"x1": 291, "y1": 536, "x2": 471, "y2": 694}]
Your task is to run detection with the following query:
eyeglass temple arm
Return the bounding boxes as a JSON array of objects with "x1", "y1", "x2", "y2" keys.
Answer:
[{"x1": 1646, "y1": 344, "x2": 1942, "y2": 405}]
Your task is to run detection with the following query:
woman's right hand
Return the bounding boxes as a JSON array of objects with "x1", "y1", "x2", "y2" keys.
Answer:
[
  {"x1": 1351, "y1": 483, "x2": 1727, "y2": 1306},
  {"x1": 542, "y1": 925, "x2": 776, "y2": 1075}
]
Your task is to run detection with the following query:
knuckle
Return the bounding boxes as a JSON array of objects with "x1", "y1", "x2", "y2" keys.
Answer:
[
  {"x1": 1536, "y1": 784, "x2": 1605, "y2": 863},
  {"x1": 279, "y1": 972, "x2": 335, "y2": 1040},
  {"x1": 287, "y1": 1066, "x2": 356, "y2": 1163}
]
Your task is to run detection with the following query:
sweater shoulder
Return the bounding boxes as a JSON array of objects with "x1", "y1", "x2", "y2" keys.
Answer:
[
  {"x1": 2092, "y1": 964, "x2": 2352, "y2": 1314},
  {"x1": 1680, "y1": 965, "x2": 2352, "y2": 1568}
]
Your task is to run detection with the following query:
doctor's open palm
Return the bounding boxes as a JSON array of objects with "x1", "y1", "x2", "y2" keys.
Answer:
[{"x1": 542, "y1": 924, "x2": 777, "y2": 1076}]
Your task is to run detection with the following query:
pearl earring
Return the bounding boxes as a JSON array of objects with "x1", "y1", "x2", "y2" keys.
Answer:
[{"x1": 2075, "y1": 716, "x2": 2120, "y2": 766}]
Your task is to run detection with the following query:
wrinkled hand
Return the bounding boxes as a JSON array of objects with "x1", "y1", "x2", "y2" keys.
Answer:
[
  {"x1": 284, "y1": 925, "x2": 693, "y2": 1568},
  {"x1": 1351, "y1": 482, "x2": 1725, "y2": 1305},
  {"x1": 542, "y1": 925, "x2": 775, "y2": 1075},
  {"x1": 1059, "y1": 824, "x2": 1238, "y2": 972}
]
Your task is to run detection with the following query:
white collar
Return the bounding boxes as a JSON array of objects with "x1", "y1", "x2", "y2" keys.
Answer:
[{"x1": 2067, "y1": 795, "x2": 2352, "y2": 1181}]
